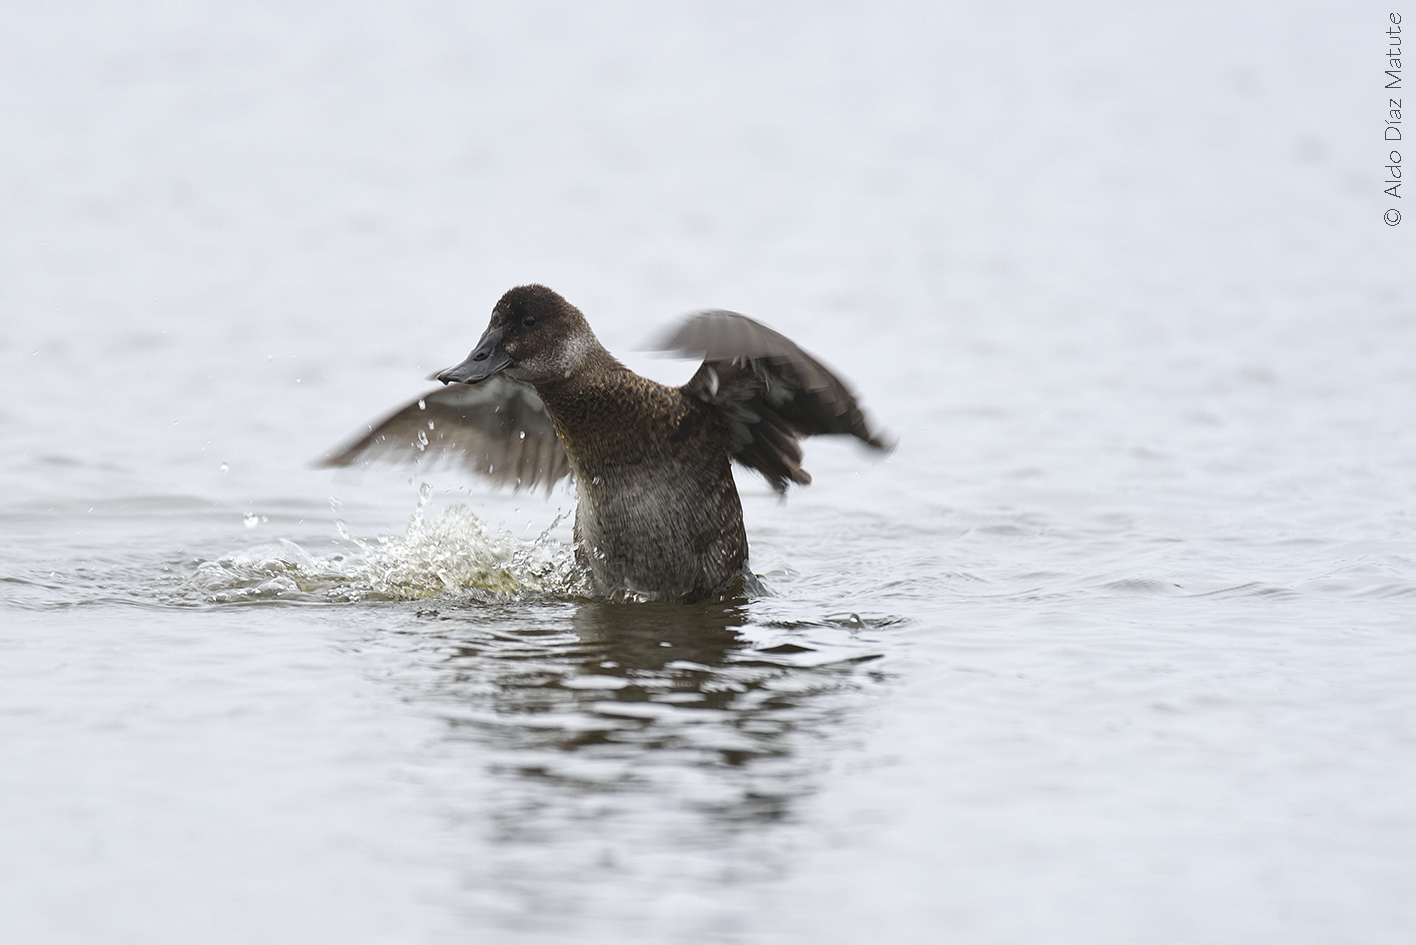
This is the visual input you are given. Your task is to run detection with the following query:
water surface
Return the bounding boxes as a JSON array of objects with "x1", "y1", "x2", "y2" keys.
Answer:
[{"x1": 3, "y1": 2, "x2": 1414, "y2": 943}]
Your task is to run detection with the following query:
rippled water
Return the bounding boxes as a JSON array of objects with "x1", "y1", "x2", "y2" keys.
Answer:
[{"x1": 4, "y1": 2, "x2": 1415, "y2": 943}]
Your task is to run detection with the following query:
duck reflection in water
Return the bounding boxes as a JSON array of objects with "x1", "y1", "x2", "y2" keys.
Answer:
[{"x1": 410, "y1": 600, "x2": 884, "y2": 841}]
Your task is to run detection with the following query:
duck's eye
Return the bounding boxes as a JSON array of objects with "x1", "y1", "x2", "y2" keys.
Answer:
[{"x1": 522, "y1": 315, "x2": 536, "y2": 327}]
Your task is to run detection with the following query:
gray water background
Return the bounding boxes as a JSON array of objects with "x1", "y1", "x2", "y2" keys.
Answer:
[{"x1": 3, "y1": 2, "x2": 1415, "y2": 942}]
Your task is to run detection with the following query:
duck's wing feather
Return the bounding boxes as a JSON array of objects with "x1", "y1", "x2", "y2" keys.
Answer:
[
  {"x1": 315, "y1": 376, "x2": 571, "y2": 493},
  {"x1": 654, "y1": 310, "x2": 893, "y2": 493}
]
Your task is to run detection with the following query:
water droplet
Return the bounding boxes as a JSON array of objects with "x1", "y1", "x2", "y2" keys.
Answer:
[
  {"x1": 518, "y1": 430, "x2": 526, "y2": 439},
  {"x1": 243, "y1": 512, "x2": 259, "y2": 529},
  {"x1": 219, "y1": 463, "x2": 229, "y2": 472},
  {"x1": 416, "y1": 429, "x2": 429, "y2": 450},
  {"x1": 427, "y1": 420, "x2": 435, "y2": 430},
  {"x1": 417, "y1": 399, "x2": 427, "y2": 410}
]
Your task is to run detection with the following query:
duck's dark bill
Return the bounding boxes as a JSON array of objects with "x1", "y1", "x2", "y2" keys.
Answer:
[{"x1": 437, "y1": 327, "x2": 512, "y2": 384}]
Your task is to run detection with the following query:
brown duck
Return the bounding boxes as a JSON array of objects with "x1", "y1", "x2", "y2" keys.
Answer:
[{"x1": 320, "y1": 285, "x2": 891, "y2": 602}]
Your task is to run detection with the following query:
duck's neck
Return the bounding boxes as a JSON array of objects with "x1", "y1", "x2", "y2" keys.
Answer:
[{"x1": 526, "y1": 346, "x2": 625, "y2": 417}]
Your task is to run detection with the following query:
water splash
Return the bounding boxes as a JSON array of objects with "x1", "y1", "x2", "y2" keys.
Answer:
[{"x1": 188, "y1": 485, "x2": 586, "y2": 604}]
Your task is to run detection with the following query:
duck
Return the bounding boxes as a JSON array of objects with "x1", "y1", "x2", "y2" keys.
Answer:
[{"x1": 319, "y1": 284, "x2": 891, "y2": 602}]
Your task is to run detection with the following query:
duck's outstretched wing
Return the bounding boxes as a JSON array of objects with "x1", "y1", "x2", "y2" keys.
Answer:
[
  {"x1": 654, "y1": 310, "x2": 893, "y2": 493},
  {"x1": 315, "y1": 376, "x2": 571, "y2": 493}
]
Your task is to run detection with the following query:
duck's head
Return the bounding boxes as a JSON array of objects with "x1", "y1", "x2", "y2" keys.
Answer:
[{"x1": 437, "y1": 284, "x2": 601, "y2": 387}]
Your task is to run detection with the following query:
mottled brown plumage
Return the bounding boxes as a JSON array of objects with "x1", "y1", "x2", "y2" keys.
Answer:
[{"x1": 319, "y1": 284, "x2": 891, "y2": 601}]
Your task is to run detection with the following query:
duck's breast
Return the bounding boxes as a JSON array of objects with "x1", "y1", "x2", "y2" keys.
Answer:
[{"x1": 571, "y1": 442, "x2": 747, "y2": 600}]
